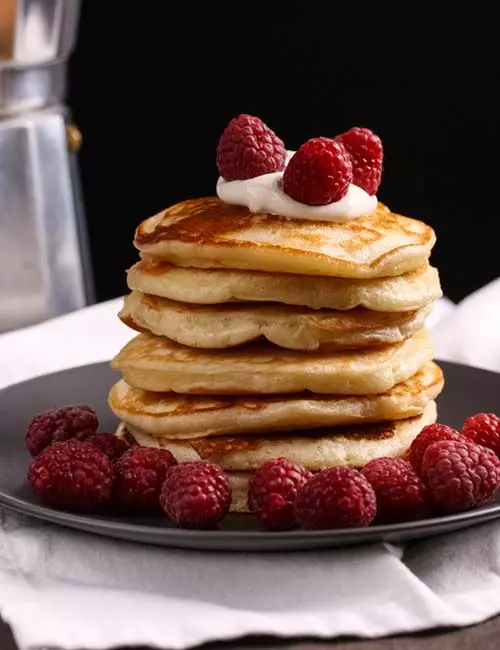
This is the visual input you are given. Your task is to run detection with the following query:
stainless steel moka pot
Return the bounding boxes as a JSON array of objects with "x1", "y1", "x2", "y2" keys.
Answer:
[{"x1": 0, "y1": 0, "x2": 93, "y2": 332}]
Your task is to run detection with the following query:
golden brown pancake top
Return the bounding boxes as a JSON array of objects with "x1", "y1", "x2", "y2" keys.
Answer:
[{"x1": 134, "y1": 197, "x2": 435, "y2": 272}]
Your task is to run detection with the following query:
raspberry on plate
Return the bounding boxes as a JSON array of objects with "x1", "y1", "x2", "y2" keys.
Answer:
[
  {"x1": 422, "y1": 439, "x2": 500, "y2": 514},
  {"x1": 87, "y1": 433, "x2": 130, "y2": 461},
  {"x1": 362, "y1": 457, "x2": 429, "y2": 524},
  {"x1": 282, "y1": 137, "x2": 352, "y2": 206},
  {"x1": 25, "y1": 405, "x2": 99, "y2": 457},
  {"x1": 408, "y1": 423, "x2": 464, "y2": 473},
  {"x1": 114, "y1": 447, "x2": 177, "y2": 512},
  {"x1": 28, "y1": 440, "x2": 114, "y2": 512},
  {"x1": 160, "y1": 461, "x2": 231, "y2": 529},
  {"x1": 294, "y1": 467, "x2": 376, "y2": 530},
  {"x1": 462, "y1": 413, "x2": 500, "y2": 456},
  {"x1": 248, "y1": 457, "x2": 312, "y2": 530},
  {"x1": 216, "y1": 114, "x2": 286, "y2": 181},
  {"x1": 335, "y1": 127, "x2": 383, "y2": 195}
]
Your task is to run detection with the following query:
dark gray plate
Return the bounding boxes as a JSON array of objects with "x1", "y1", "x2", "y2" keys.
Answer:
[{"x1": 1, "y1": 361, "x2": 500, "y2": 552}]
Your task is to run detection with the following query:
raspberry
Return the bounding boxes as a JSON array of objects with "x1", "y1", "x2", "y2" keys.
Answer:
[
  {"x1": 422, "y1": 439, "x2": 500, "y2": 514},
  {"x1": 28, "y1": 440, "x2": 114, "y2": 512},
  {"x1": 335, "y1": 127, "x2": 383, "y2": 195},
  {"x1": 362, "y1": 458, "x2": 429, "y2": 524},
  {"x1": 216, "y1": 114, "x2": 286, "y2": 181},
  {"x1": 114, "y1": 447, "x2": 177, "y2": 512},
  {"x1": 282, "y1": 137, "x2": 352, "y2": 206},
  {"x1": 87, "y1": 433, "x2": 130, "y2": 461},
  {"x1": 248, "y1": 458, "x2": 312, "y2": 530},
  {"x1": 294, "y1": 467, "x2": 376, "y2": 530},
  {"x1": 160, "y1": 462, "x2": 231, "y2": 529},
  {"x1": 408, "y1": 423, "x2": 464, "y2": 473},
  {"x1": 25, "y1": 405, "x2": 98, "y2": 456},
  {"x1": 462, "y1": 413, "x2": 500, "y2": 456}
]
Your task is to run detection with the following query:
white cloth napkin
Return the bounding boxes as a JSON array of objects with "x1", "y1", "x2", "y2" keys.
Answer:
[{"x1": 3, "y1": 289, "x2": 500, "y2": 650}]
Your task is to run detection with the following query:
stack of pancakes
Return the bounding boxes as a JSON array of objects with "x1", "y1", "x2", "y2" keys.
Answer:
[{"x1": 109, "y1": 198, "x2": 443, "y2": 513}]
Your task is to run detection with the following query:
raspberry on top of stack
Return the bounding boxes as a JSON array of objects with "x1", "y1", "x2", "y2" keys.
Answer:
[{"x1": 109, "y1": 114, "x2": 444, "y2": 515}]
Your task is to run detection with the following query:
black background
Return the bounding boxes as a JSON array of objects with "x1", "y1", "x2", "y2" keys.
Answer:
[{"x1": 68, "y1": 11, "x2": 500, "y2": 304}]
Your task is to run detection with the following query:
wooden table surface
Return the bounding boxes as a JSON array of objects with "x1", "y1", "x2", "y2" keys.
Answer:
[{"x1": 2, "y1": 616, "x2": 500, "y2": 650}]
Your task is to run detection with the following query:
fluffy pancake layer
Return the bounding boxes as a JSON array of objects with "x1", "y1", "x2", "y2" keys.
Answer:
[
  {"x1": 109, "y1": 362, "x2": 443, "y2": 439},
  {"x1": 111, "y1": 328, "x2": 434, "y2": 395},
  {"x1": 134, "y1": 198, "x2": 436, "y2": 279},
  {"x1": 120, "y1": 291, "x2": 433, "y2": 351},
  {"x1": 127, "y1": 260, "x2": 442, "y2": 312},
  {"x1": 119, "y1": 400, "x2": 437, "y2": 473}
]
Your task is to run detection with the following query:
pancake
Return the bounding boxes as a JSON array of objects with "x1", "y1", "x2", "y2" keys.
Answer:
[
  {"x1": 226, "y1": 472, "x2": 251, "y2": 513},
  {"x1": 134, "y1": 198, "x2": 436, "y2": 279},
  {"x1": 111, "y1": 328, "x2": 434, "y2": 395},
  {"x1": 120, "y1": 291, "x2": 433, "y2": 351},
  {"x1": 127, "y1": 259, "x2": 442, "y2": 312},
  {"x1": 108, "y1": 362, "x2": 443, "y2": 439},
  {"x1": 119, "y1": 400, "x2": 437, "y2": 472}
]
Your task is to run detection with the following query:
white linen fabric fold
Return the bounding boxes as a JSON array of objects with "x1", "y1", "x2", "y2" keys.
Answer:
[{"x1": 1, "y1": 289, "x2": 500, "y2": 650}]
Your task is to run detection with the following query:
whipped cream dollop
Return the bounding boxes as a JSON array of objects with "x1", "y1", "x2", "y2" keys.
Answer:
[{"x1": 216, "y1": 151, "x2": 377, "y2": 222}]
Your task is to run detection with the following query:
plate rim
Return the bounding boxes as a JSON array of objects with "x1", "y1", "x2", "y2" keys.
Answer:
[{"x1": 2, "y1": 488, "x2": 500, "y2": 542}]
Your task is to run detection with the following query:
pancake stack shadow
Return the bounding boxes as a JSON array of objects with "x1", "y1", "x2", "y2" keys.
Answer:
[{"x1": 109, "y1": 198, "x2": 444, "y2": 512}]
